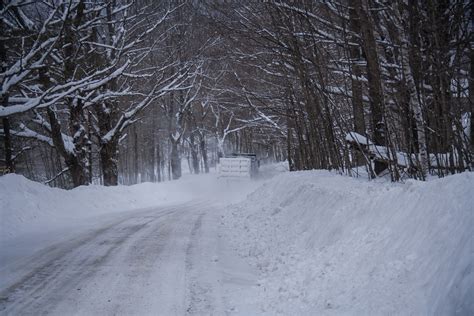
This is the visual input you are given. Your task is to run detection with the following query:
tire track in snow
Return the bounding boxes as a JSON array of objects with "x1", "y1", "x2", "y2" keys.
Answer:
[
  {"x1": 0, "y1": 200, "x2": 252, "y2": 315},
  {"x1": 185, "y1": 208, "x2": 228, "y2": 316},
  {"x1": 185, "y1": 212, "x2": 213, "y2": 315},
  {"x1": 0, "y1": 206, "x2": 181, "y2": 315}
]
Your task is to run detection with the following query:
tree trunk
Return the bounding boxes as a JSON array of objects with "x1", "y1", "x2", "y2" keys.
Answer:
[
  {"x1": 101, "y1": 140, "x2": 119, "y2": 186},
  {"x1": 190, "y1": 132, "x2": 200, "y2": 174},
  {"x1": 47, "y1": 108, "x2": 87, "y2": 187},
  {"x1": 96, "y1": 97, "x2": 119, "y2": 186},
  {"x1": 149, "y1": 141, "x2": 156, "y2": 182},
  {"x1": 217, "y1": 135, "x2": 225, "y2": 159},
  {"x1": 400, "y1": 3, "x2": 429, "y2": 179},
  {"x1": 68, "y1": 98, "x2": 89, "y2": 182},
  {"x1": 2, "y1": 116, "x2": 14, "y2": 173},
  {"x1": 133, "y1": 127, "x2": 139, "y2": 183},
  {"x1": 199, "y1": 133, "x2": 209, "y2": 173},
  {"x1": 470, "y1": 33, "x2": 474, "y2": 166},
  {"x1": 170, "y1": 137, "x2": 181, "y2": 180},
  {"x1": 150, "y1": 107, "x2": 157, "y2": 182},
  {"x1": 156, "y1": 140, "x2": 162, "y2": 182},
  {"x1": 0, "y1": 21, "x2": 14, "y2": 173},
  {"x1": 287, "y1": 125, "x2": 296, "y2": 171},
  {"x1": 354, "y1": 0, "x2": 386, "y2": 175},
  {"x1": 349, "y1": 4, "x2": 366, "y2": 166},
  {"x1": 87, "y1": 110, "x2": 93, "y2": 183}
]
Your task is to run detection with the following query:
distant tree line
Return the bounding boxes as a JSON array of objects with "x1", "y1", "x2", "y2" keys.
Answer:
[{"x1": 1, "y1": 0, "x2": 472, "y2": 188}]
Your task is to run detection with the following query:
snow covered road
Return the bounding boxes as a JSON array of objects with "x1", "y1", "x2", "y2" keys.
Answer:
[
  {"x1": 0, "y1": 201, "x2": 258, "y2": 315},
  {"x1": 1, "y1": 167, "x2": 472, "y2": 315}
]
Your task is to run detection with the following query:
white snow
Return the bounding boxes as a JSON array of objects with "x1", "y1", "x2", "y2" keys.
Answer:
[
  {"x1": 0, "y1": 171, "x2": 260, "y2": 280},
  {"x1": 223, "y1": 170, "x2": 474, "y2": 314},
  {"x1": 345, "y1": 131, "x2": 372, "y2": 145},
  {"x1": 1, "y1": 165, "x2": 472, "y2": 314},
  {"x1": 346, "y1": 131, "x2": 467, "y2": 169}
]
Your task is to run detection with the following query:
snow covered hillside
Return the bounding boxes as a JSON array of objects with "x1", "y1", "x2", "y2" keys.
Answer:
[{"x1": 223, "y1": 171, "x2": 474, "y2": 315}]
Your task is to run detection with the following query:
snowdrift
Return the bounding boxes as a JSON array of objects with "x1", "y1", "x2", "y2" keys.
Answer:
[
  {"x1": 0, "y1": 163, "x2": 288, "y2": 244},
  {"x1": 224, "y1": 171, "x2": 474, "y2": 314},
  {"x1": 0, "y1": 172, "x2": 260, "y2": 270},
  {"x1": 0, "y1": 173, "x2": 193, "y2": 242}
]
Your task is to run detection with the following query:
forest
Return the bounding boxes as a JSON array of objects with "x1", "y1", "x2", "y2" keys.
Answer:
[{"x1": 1, "y1": 0, "x2": 472, "y2": 188}]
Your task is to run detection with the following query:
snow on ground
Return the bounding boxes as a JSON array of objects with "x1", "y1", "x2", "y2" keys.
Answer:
[
  {"x1": 0, "y1": 171, "x2": 240, "y2": 240},
  {"x1": 0, "y1": 170, "x2": 261, "y2": 278},
  {"x1": 223, "y1": 170, "x2": 474, "y2": 315},
  {"x1": 1, "y1": 164, "x2": 472, "y2": 315}
]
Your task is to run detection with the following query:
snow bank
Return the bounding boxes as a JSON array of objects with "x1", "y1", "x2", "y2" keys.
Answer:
[
  {"x1": 0, "y1": 175, "x2": 172, "y2": 242},
  {"x1": 224, "y1": 171, "x2": 474, "y2": 315},
  {"x1": 0, "y1": 171, "x2": 261, "y2": 271},
  {"x1": 0, "y1": 172, "x2": 260, "y2": 241}
]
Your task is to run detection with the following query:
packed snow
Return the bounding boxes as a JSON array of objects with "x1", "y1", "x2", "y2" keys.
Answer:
[
  {"x1": 0, "y1": 170, "x2": 261, "y2": 281},
  {"x1": 223, "y1": 170, "x2": 474, "y2": 314},
  {"x1": 1, "y1": 165, "x2": 473, "y2": 314}
]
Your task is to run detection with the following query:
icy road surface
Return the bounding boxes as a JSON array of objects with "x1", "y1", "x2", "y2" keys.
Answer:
[{"x1": 0, "y1": 201, "x2": 258, "y2": 315}]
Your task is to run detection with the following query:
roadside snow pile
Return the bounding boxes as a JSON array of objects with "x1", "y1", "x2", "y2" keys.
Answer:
[
  {"x1": 223, "y1": 170, "x2": 474, "y2": 315},
  {"x1": 0, "y1": 172, "x2": 256, "y2": 245}
]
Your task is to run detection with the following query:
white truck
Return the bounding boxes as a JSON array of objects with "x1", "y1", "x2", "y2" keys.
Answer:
[{"x1": 218, "y1": 153, "x2": 259, "y2": 179}]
